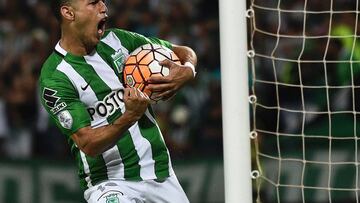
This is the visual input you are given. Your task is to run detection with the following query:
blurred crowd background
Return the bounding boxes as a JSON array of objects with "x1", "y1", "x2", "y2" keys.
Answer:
[
  {"x1": 251, "y1": 0, "x2": 360, "y2": 202},
  {"x1": 0, "y1": 0, "x2": 221, "y2": 161}
]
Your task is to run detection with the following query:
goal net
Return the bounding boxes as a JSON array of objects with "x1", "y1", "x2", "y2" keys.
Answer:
[{"x1": 249, "y1": 0, "x2": 360, "y2": 202}]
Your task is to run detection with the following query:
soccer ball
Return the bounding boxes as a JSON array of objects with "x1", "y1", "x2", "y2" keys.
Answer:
[{"x1": 123, "y1": 43, "x2": 180, "y2": 101}]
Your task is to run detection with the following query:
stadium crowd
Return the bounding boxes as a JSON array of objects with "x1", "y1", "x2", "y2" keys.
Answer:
[{"x1": 0, "y1": 0, "x2": 221, "y2": 160}]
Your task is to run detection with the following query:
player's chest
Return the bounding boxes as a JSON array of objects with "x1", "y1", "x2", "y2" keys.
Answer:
[
  {"x1": 76, "y1": 66, "x2": 126, "y2": 121},
  {"x1": 71, "y1": 56, "x2": 125, "y2": 108}
]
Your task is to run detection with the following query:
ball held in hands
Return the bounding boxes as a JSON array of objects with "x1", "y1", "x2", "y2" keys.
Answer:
[{"x1": 123, "y1": 43, "x2": 180, "y2": 102}]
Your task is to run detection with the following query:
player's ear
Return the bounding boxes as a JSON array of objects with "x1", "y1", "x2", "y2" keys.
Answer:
[{"x1": 60, "y1": 5, "x2": 75, "y2": 21}]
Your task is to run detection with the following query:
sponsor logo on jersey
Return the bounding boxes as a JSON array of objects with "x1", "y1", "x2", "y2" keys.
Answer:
[
  {"x1": 58, "y1": 110, "x2": 73, "y2": 129},
  {"x1": 43, "y1": 87, "x2": 67, "y2": 114},
  {"x1": 111, "y1": 49, "x2": 126, "y2": 73},
  {"x1": 43, "y1": 88, "x2": 60, "y2": 108},
  {"x1": 81, "y1": 80, "x2": 92, "y2": 91},
  {"x1": 50, "y1": 102, "x2": 67, "y2": 115},
  {"x1": 87, "y1": 89, "x2": 124, "y2": 121}
]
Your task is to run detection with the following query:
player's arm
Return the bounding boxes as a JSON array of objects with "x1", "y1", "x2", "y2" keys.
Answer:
[
  {"x1": 72, "y1": 87, "x2": 149, "y2": 157},
  {"x1": 147, "y1": 44, "x2": 198, "y2": 101},
  {"x1": 172, "y1": 44, "x2": 198, "y2": 70}
]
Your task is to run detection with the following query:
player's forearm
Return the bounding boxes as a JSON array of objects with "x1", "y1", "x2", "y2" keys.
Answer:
[
  {"x1": 172, "y1": 45, "x2": 197, "y2": 66},
  {"x1": 73, "y1": 88, "x2": 149, "y2": 157},
  {"x1": 72, "y1": 112, "x2": 138, "y2": 157},
  {"x1": 172, "y1": 45, "x2": 197, "y2": 78}
]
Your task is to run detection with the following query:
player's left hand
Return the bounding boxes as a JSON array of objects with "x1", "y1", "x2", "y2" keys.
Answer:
[{"x1": 147, "y1": 59, "x2": 194, "y2": 101}]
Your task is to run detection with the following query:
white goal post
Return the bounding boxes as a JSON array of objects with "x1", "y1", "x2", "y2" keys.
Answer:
[{"x1": 220, "y1": 0, "x2": 253, "y2": 203}]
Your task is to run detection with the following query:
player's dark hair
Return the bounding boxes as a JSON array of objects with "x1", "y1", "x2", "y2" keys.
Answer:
[{"x1": 51, "y1": 0, "x2": 72, "y2": 22}]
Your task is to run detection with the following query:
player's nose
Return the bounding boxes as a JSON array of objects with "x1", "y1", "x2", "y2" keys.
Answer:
[{"x1": 99, "y1": 0, "x2": 108, "y2": 14}]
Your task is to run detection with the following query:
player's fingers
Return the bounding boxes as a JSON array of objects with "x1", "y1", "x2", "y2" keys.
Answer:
[
  {"x1": 147, "y1": 75, "x2": 171, "y2": 84},
  {"x1": 150, "y1": 92, "x2": 162, "y2": 101},
  {"x1": 138, "y1": 91, "x2": 150, "y2": 102},
  {"x1": 144, "y1": 94, "x2": 150, "y2": 101},
  {"x1": 129, "y1": 87, "x2": 139, "y2": 99},
  {"x1": 124, "y1": 88, "x2": 131, "y2": 100},
  {"x1": 159, "y1": 59, "x2": 174, "y2": 68},
  {"x1": 146, "y1": 83, "x2": 172, "y2": 92},
  {"x1": 134, "y1": 88, "x2": 149, "y2": 103},
  {"x1": 153, "y1": 90, "x2": 175, "y2": 101},
  {"x1": 137, "y1": 89, "x2": 148, "y2": 98},
  {"x1": 133, "y1": 87, "x2": 140, "y2": 97}
]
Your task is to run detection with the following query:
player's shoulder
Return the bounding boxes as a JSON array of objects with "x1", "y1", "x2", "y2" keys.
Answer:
[{"x1": 39, "y1": 51, "x2": 68, "y2": 86}]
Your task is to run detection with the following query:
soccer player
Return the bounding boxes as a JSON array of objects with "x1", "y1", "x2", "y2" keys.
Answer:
[{"x1": 39, "y1": 0, "x2": 197, "y2": 202}]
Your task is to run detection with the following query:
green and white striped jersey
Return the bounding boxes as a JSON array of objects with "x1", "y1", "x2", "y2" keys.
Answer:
[{"x1": 39, "y1": 28, "x2": 174, "y2": 190}]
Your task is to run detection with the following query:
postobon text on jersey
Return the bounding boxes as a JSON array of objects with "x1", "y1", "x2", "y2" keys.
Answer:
[{"x1": 87, "y1": 89, "x2": 124, "y2": 121}]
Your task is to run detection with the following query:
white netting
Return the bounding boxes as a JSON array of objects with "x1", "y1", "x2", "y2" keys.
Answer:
[{"x1": 249, "y1": 0, "x2": 360, "y2": 202}]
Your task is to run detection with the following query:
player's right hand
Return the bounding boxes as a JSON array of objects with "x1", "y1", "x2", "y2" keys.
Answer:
[{"x1": 123, "y1": 87, "x2": 150, "y2": 122}]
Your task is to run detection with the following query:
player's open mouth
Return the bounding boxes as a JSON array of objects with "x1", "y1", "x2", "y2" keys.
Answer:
[{"x1": 97, "y1": 18, "x2": 107, "y2": 35}]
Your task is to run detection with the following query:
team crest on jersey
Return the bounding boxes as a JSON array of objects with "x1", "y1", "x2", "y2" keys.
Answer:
[
  {"x1": 105, "y1": 194, "x2": 120, "y2": 203},
  {"x1": 42, "y1": 88, "x2": 67, "y2": 114},
  {"x1": 111, "y1": 49, "x2": 126, "y2": 74},
  {"x1": 58, "y1": 110, "x2": 73, "y2": 129}
]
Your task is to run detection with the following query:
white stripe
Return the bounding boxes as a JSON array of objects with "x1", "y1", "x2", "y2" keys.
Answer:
[
  {"x1": 84, "y1": 52, "x2": 123, "y2": 90},
  {"x1": 101, "y1": 31, "x2": 129, "y2": 54},
  {"x1": 100, "y1": 31, "x2": 130, "y2": 73},
  {"x1": 102, "y1": 145, "x2": 125, "y2": 180},
  {"x1": 56, "y1": 60, "x2": 108, "y2": 128},
  {"x1": 128, "y1": 123, "x2": 157, "y2": 179},
  {"x1": 80, "y1": 151, "x2": 93, "y2": 188}
]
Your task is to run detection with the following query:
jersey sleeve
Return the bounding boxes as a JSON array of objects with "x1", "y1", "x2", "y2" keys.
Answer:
[
  {"x1": 110, "y1": 28, "x2": 173, "y2": 52},
  {"x1": 39, "y1": 73, "x2": 91, "y2": 137}
]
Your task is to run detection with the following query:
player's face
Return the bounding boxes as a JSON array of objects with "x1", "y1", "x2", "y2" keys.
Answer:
[{"x1": 71, "y1": 0, "x2": 108, "y2": 47}]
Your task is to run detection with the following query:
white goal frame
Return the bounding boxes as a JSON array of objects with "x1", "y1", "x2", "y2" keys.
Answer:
[{"x1": 220, "y1": 0, "x2": 253, "y2": 203}]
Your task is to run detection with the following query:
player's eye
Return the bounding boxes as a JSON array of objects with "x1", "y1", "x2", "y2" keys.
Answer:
[
  {"x1": 89, "y1": 0, "x2": 99, "y2": 5},
  {"x1": 89, "y1": 0, "x2": 107, "y2": 6}
]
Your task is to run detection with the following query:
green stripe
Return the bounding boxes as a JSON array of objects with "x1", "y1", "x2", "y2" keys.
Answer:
[
  {"x1": 85, "y1": 155, "x2": 109, "y2": 186},
  {"x1": 117, "y1": 132, "x2": 142, "y2": 180},
  {"x1": 64, "y1": 55, "x2": 111, "y2": 101},
  {"x1": 68, "y1": 137, "x2": 86, "y2": 184},
  {"x1": 138, "y1": 115, "x2": 170, "y2": 178},
  {"x1": 108, "y1": 109, "x2": 123, "y2": 124},
  {"x1": 40, "y1": 52, "x2": 63, "y2": 80},
  {"x1": 74, "y1": 149, "x2": 87, "y2": 190}
]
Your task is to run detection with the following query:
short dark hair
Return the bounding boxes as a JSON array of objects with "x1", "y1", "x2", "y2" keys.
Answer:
[{"x1": 51, "y1": 0, "x2": 72, "y2": 22}]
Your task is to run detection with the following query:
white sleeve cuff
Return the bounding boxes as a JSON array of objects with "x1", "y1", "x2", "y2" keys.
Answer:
[{"x1": 184, "y1": 62, "x2": 197, "y2": 77}]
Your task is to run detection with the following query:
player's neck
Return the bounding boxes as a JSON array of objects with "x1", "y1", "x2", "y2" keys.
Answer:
[{"x1": 60, "y1": 30, "x2": 95, "y2": 56}]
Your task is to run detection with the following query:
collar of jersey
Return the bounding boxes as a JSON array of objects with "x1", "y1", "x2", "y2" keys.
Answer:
[
  {"x1": 55, "y1": 41, "x2": 97, "y2": 59},
  {"x1": 55, "y1": 41, "x2": 67, "y2": 56}
]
